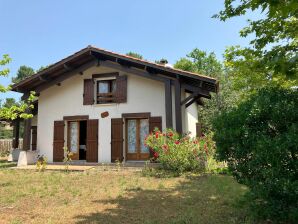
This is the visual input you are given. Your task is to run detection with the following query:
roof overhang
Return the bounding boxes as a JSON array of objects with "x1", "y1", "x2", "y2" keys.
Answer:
[{"x1": 11, "y1": 46, "x2": 218, "y2": 99}]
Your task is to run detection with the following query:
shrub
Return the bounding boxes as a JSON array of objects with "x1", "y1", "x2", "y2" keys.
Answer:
[
  {"x1": 36, "y1": 155, "x2": 47, "y2": 172},
  {"x1": 63, "y1": 147, "x2": 73, "y2": 172},
  {"x1": 145, "y1": 129, "x2": 211, "y2": 174},
  {"x1": 213, "y1": 86, "x2": 298, "y2": 222}
]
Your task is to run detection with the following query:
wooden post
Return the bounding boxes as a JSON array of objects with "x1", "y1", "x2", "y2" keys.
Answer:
[
  {"x1": 12, "y1": 119, "x2": 20, "y2": 149},
  {"x1": 174, "y1": 79, "x2": 182, "y2": 134},
  {"x1": 22, "y1": 118, "x2": 32, "y2": 151},
  {"x1": 165, "y1": 80, "x2": 173, "y2": 129}
]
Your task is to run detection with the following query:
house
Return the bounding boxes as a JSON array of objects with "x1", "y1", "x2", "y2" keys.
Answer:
[{"x1": 11, "y1": 46, "x2": 218, "y2": 164}]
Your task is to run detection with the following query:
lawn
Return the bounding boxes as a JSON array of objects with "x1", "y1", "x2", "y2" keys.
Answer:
[{"x1": 0, "y1": 161, "x2": 252, "y2": 224}]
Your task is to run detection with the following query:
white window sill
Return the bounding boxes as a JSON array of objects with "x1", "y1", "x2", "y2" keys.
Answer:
[{"x1": 93, "y1": 103, "x2": 118, "y2": 107}]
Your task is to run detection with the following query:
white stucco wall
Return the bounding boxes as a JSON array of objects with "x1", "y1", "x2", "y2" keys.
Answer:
[
  {"x1": 36, "y1": 65, "x2": 198, "y2": 163},
  {"x1": 184, "y1": 93, "x2": 199, "y2": 137}
]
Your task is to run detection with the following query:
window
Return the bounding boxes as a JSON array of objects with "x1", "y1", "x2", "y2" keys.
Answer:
[{"x1": 96, "y1": 79, "x2": 116, "y2": 104}]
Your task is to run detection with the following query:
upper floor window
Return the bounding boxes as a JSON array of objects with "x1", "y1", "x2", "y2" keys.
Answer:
[
  {"x1": 96, "y1": 79, "x2": 116, "y2": 104},
  {"x1": 83, "y1": 73, "x2": 127, "y2": 105}
]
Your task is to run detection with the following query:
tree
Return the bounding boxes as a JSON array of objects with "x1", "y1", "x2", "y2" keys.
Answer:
[
  {"x1": 214, "y1": 0, "x2": 298, "y2": 91},
  {"x1": 0, "y1": 55, "x2": 36, "y2": 120},
  {"x1": 174, "y1": 49, "x2": 236, "y2": 132},
  {"x1": 12, "y1": 65, "x2": 35, "y2": 84},
  {"x1": 126, "y1": 52, "x2": 143, "y2": 59},
  {"x1": 36, "y1": 65, "x2": 50, "y2": 73},
  {"x1": 0, "y1": 98, "x2": 18, "y2": 108},
  {"x1": 213, "y1": 86, "x2": 298, "y2": 222}
]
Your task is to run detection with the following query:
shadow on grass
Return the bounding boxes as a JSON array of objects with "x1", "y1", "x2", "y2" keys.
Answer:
[
  {"x1": 74, "y1": 175, "x2": 250, "y2": 224},
  {"x1": 0, "y1": 160, "x2": 17, "y2": 169}
]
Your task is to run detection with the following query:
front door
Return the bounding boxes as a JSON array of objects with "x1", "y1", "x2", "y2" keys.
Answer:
[
  {"x1": 126, "y1": 118, "x2": 150, "y2": 160},
  {"x1": 67, "y1": 121, "x2": 80, "y2": 160}
]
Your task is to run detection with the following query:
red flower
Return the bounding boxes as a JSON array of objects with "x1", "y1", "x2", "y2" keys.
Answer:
[
  {"x1": 155, "y1": 132, "x2": 159, "y2": 138},
  {"x1": 167, "y1": 132, "x2": 173, "y2": 137},
  {"x1": 153, "y1": 152, "x2": 159, "y2": 158},
  {"x1": 175, "y1": 140, "x2": 180, "y2": 145},
  {"x1": 193, "y1": 140, "x2": 198, "y2": 144}
]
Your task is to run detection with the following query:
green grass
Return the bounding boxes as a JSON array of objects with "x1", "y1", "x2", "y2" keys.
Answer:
[
  {"x1": 0, "y1": 162, "x2": 255, "y2": 224},
  {"x1": 0, "y1": 159, "x2": 17, "y2": 169}
]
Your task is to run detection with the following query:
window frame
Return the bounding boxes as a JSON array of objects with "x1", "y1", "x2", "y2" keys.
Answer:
[{"x1": 95, "y1": 77, "x2": 117, "y2": 104}]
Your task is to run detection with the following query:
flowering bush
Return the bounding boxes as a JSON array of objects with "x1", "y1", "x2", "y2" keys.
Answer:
[{"x1": 145, "y1": 129, "x2": 211, "y2": 173}]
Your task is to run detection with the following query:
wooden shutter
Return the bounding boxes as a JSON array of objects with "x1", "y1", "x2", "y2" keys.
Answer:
[
  {"x1": 111, "y1": 118, "x2": 124, "y2": 162},
  {"x1": 149, "y1": 116, "x2": 162, "y2": 158},
  {"x1": 31, "y1": 126, "x2": 37, "y2": 151},
  {"x1": 149, "y1": 116, "x2": 162, "y2": 133},
  {"x1": 83, "y1": 79, "x2": 94, "y2": 105},
  {"x1": 53, "y1": 121, "x2": 65, "y2": 162},
  {"x1": 116, "y1": 75, "x2": 127, "y2": 103},
  {"x1": 86, "y1": 119, "x2": 98, "y2": 162}
]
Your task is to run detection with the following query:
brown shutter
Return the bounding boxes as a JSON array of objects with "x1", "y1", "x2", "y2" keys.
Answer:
[
  {"x1": 111, "y1": 118, "x2": 124, "y2": 162},
  {"x1": 149, "y1": 116, "x2": 162, "y2": 158},
  {"x1": 86, "y1": 119, "x2": 98, "y2": 162},
  {"x1": 116, "y1": 75, "x2": 127, "y2": 103},
  {"x1": 149, "y1": 116, "x2": 162, "y2": 133},
  {"x1": 83, "y1": 79, "x2": 94, "y2": 105},
  {"x1": 53, "y1": 121, "x2": 65, "y2": 162},
  {"x1": 31, "y1": 126, "x2": 37, "y2": 151},
  {"x1": 196, "y1": 123, "x2": 202, "y2": 137}
]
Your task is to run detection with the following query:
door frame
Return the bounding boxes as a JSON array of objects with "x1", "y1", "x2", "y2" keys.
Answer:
[{"x1": 125, "y1": 117, "x2": 150, "y2": 161}]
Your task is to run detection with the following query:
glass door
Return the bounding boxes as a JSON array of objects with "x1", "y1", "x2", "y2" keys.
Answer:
[{"x1": 126, "y1": 118, "x2": 149, "y2": 160}]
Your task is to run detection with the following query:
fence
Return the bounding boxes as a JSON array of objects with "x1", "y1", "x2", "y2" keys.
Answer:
[{"x1": 0, "y1": 139, "x2": 23, "y2": 156}]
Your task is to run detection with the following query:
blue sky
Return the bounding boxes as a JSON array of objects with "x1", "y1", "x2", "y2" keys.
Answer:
[{"x1": 0, "y1": 0, "x2": 258, "y2": 101}]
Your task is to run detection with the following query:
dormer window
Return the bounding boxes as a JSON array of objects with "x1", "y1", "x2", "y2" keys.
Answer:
[{"x1": 97, "y1": 79, "x2": 116, "y2": 104}]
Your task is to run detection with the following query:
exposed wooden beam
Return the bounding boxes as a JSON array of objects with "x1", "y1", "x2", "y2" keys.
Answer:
[
  {"x1": 182, "y1": 83, "x2": 211, "y2": 99},
  {"x1": 181, "y1": 92, "x2": 198, "y2": 105},
  {"x1": 174, "y1": 79, "x2": 182, "y2": 134},
  {"x1": 165, "y1": 79, "x2": 173, "y2": 129},
  {"x1": 34, "y1": 60, "x2": 97, "y2": 93},
  {"x1": 186, "y1": 95, "x2": 200, "y2": 108}
]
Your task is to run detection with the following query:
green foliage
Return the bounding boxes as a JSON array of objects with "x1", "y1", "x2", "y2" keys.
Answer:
[
  {"x1": 0, "y1": 55, "x2": 12, "y2": 93},
  {"x1": 36, "y1": 155, "x2": 47, "y2": 172},
  {"x1": 0, "y1": 98, "x2": 17, "y2": 108},
  {"x1": 174, "y1": 49, "x2": 237, "y2": 132},
  {"x1": 174, "y1": 49, "x2": 222, "y2": 76},
  {"x1": 63, "y1": 146, "x2": 73, "y2": 171},
  {"x1": 0, "y1": 55, "x2": 37, "y2": 121},
  {"x1": 215, "y1": 0, "x2": 298, "y2": 89},
  {"x1": 126, "y1": 52, "x2": 143, "y2": 59},
  {"x1": 145, "y1": 129, "x2": 213, "y2": 174},
  {"x1": 12, "y1": 65, "x2": 35, "y2": 84},
  {"x1": 0, "y1": 129, "x2": 13, "y2": 139},
  {"x1": 213, "y1": 86, "x2": 298, "y2": 222}
]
